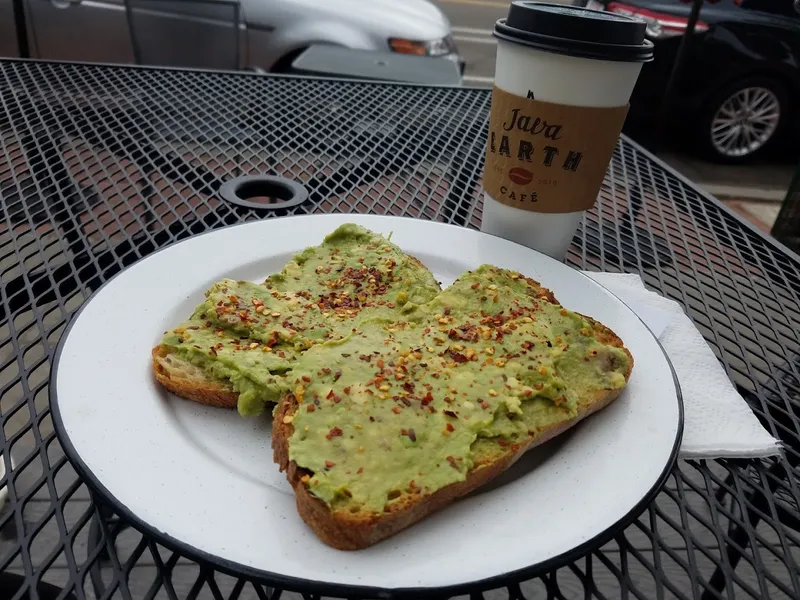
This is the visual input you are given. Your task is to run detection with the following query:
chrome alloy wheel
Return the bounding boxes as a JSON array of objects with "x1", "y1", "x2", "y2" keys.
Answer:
[{"x1": 710, "y1": 87, "x2": 780, "y2": 158}]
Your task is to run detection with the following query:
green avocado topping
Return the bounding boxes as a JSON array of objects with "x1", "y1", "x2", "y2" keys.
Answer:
[
  {"x1": 156, "y1": 225, "x2": 630, "y2": 512},
  {"x1": 285, "y1": 266, "x2": 629, "y2": 512},
  {"x1": 159, "y1": 223, "x2": 441, "y2": 415}
]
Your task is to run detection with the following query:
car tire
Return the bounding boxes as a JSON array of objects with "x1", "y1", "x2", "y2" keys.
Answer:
[{"x1": 697, "y1": 76, "x2": 789, "y2": 164}]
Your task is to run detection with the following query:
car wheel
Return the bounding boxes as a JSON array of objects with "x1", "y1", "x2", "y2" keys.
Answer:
[{"x1": 698, "y1": 77, "x2": 788, "y2": 163}]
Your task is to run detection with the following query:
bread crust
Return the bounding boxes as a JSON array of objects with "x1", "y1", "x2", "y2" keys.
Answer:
[
  {"x1": 151, "y1": 346, "x2": 238, "y2": 409},
  {"x1": 272, "y1": 318, "x2": 633, "y2": 550}
]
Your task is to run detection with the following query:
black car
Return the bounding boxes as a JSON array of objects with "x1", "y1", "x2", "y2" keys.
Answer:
[{"x1": 591, "y1": 0, "x2": 800, "y2": 163}]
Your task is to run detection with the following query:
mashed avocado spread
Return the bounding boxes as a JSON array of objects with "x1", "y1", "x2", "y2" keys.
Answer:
[
  {"x1": 158, "y1": 223, "x2": 441, "y2": 415},
  {"x1": 156, "y1": 225, "x2": 631, "y2": 513},
  {"x1": 285, "y1": 266, "x2": 629, "y2": 513}
]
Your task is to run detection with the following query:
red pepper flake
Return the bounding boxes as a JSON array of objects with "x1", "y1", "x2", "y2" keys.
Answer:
[
  {"x1": 444, "y1": 307, "x2": 451, "y2": 315},
  {"x1": 334, "y1": 370, "x2": 342, "y2": 382},
  {"x1": 445, "y1": 423, "x2": 455, "y2": 432},
  {"x1": 302, "y1": 375, "x2": 311, "y2": 383},
  {"x1": 344, "y1": 386, "x2": 351, "y2": 394},
  {"x1": 402, "y1": 381, "x2": 415, "y2": 393},
  {"x1": 449, "y1": 351, "x2": 468, "y2": 364},
  {"x1": 401, "y1": 397, "x2": 411, "y2": 407},
  {"x1": 480, "y1": 400, "x2": 490, "y2": 409},
  {"x1": 444, "y1": 396, "x2": 453, "y2": 403},
  {"x1": 498, "y1": 438, "x2": 509, "y2": 447},
  {"x1": 342, "y1": 353, "x2": 351, "y2": 358},
  {"x1": 322, "y1": 368, "x2": 331, "y2": 374},
  {"x1": 359, "y1": 354, "x2": 372, "y2": 362},
  {"x1": 333, "y1": 395, "x2": 342, "y2": 404},
  {"x1": 357, "y1": 467, "x2": 363, "y2": 474},
  {"x1": 391, "y1": 406, "x2": 402, "y2": 414},
  {"x1": 471, "y1": 282, "x2": 480, "y2": 289},
  {"x1": 326, "y1": 427, "x2": 343, "y2": 440},
  {"x1": 325, "y1": 460, "x2": 336, "y2": 468},
  {"x1": 422, "y1": 391, "x2": 434, "y2": 406},
  {"x1": 408, "y1": 428, "x2": 417, "y2": 442},
  {"x1": 306, "y1": 404, "x2": 316, "y2": 413},
  {"x1": 326, "y1": 390, "x2": 335, "y2": 400},
  {"x1": 424, "y1": 327, "x2": 431, "y2": 334},
  {"x1": 376, "y1": 358, "x2": 385, "y2": 369},
  {"x1": 209, "y1": 347, "x2": 218, "y2": 356}
]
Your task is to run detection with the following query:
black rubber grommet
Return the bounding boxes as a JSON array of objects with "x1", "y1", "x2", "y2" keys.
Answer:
[{"x1": 218, "y1": 175, "x2": 308, "y2": 210}]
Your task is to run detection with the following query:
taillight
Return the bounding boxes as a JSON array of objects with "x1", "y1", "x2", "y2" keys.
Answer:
[{"x1": 607, "y1": 2, "x2": 709, "y2": 39}]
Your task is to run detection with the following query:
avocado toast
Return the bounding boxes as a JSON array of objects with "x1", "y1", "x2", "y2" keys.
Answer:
[
  {"x1": 152, "y1": 224, "x2": 442, "y2": 416},
  {"x1": 272, "y1": 266, "x2": 633, "y2": 550},
  {"x1": 151, "y1": 223, "x2": 633, "y2": 550}
]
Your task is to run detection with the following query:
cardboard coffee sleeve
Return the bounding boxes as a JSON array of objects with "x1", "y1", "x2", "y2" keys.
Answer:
[{"x1": 483, "y1": 86, "x2": 629, "y2": 214}]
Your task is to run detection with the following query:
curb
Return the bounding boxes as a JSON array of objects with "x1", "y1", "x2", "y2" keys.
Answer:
[{"x1": 700, "y1": 183, "x2": 786, "y2": 203}]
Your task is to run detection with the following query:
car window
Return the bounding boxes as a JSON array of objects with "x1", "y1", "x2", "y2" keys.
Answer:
[{"x1": 738, "y1": 0, "x2": 800, "y2": 18}]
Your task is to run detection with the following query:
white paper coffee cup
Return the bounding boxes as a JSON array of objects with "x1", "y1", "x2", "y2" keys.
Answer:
[{"x1": 481, "y1": 2, "x2": 653, "y2": 259}]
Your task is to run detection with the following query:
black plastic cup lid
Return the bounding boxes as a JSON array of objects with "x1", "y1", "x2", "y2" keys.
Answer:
[{"x1": 494, "y1": 1, "x2": 654, "y2": 63}]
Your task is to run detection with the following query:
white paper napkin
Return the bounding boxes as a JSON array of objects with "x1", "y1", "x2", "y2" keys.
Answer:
[{"x1": 585, "y1": 272, "x2": 780, "y2": 459}]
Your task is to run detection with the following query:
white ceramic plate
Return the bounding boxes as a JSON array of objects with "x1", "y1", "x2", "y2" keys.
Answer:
[{"x1": 51, "y1": 214, "x2": 682, "y2": 597}]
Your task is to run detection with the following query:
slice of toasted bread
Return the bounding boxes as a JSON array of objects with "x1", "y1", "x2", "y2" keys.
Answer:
[
  {"x1": 151, "y1": 224, "x2": 441, "y2": 413},
  {"x1": 272, "y1": 272, "x2": 633, "y2": 550}
]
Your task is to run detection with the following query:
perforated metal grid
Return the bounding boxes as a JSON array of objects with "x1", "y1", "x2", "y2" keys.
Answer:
[{"x1": 0, "y1": 60, "x2": 798, "y2": 600}]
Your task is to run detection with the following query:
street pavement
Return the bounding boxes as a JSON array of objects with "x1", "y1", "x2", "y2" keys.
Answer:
[
  {"x1": 433, "y1": 0, "x2": 794, "y2": 230},
  {"x1": 436, "y1": 0, "x2": 504, "y2": 86}
]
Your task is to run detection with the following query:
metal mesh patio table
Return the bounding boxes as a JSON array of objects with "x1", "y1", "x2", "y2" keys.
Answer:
[{"x1": 0, "y1": 60, "x2": 798, "y2": 600}]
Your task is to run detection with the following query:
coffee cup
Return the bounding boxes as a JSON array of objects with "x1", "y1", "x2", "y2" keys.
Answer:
[{"x1": 481, "y1": 2, "x2": 653, "y2": 259}]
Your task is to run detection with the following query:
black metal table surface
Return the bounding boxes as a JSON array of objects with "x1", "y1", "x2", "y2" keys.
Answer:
[{"x1": 0, "y1": 60, "x2": 798, "y2": 600}]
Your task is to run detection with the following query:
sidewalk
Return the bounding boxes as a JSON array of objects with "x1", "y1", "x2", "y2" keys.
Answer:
[
  {"x1": 658, "y1": 152, "x2": 794, "y2": 233},
  {"x1": 720, "y1": 200, "x2": 783, "y2": 234}
]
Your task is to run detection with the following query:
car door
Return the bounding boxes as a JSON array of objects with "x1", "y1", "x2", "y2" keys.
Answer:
[
  {"x1": 0, "y1": 0, "x2": 20, "y2": 57},
  {"x1": 25, "y1": 0, "x2": 242, "y2": 69},
  {"x1": 25, "y1": 0, "x2": 135, "y2": 63},
  {"x1": 734, "y1": 0, "x2": 800, "y2": 80},
  {"x1": 124, "y1": 0, "x2": 243, "y2": 69}
]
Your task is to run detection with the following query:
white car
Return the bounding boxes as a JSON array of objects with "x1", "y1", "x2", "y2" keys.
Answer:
[{"x1": 1, "y1": 0, "x2": 461, "y2": 73}]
